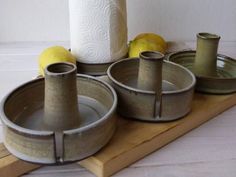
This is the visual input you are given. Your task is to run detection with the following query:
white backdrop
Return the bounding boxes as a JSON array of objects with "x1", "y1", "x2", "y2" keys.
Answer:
[{"x1": 0, "y1": 0, "x2": 236, "y2": 42}]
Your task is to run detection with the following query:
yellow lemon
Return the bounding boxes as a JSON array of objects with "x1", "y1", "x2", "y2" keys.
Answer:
[
  {"x1": 128, "y1": 38, "x2": 165, "y2": 58},
  {"x1": 134, "y1": 33, "x2": 167, "y2": 51},
  {"x1": 39, "y1": 46, "x2": 76, "y2": 76}
]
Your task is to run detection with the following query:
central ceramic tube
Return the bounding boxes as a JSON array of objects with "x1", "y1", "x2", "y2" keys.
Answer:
[
  {"x1": 44, "y1": 62, "x2": 80, "y2": 131},
  {"x1": 138, "y1": 51, "x2": 164, "y2": 108},
  {"x1": 194, "y1": 32, "x2": 220, "y2": 77}
]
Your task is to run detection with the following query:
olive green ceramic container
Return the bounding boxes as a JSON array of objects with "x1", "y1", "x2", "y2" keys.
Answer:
[
  {"x1": 0, "y1": 63, "x2": 117, "y2": 164},
  {"x1": 194, "y1": 33, "x2": 220, "y2": 77},
  {"x1": 168, "y1": 33, "x2": 236, "y2": 94},
  {"x1": 168, "y1": 50, "x2": 236, "y2": 94},
  {"x1": 108, "y1": 51, "x2": 196, "y2": 122}
]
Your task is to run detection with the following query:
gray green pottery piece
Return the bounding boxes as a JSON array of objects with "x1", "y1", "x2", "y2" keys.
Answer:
[
  {"x1": 168, "y1": 32, "x2": 236, "y2": 94},
  {"x1": 76, "y1": 61, "x2": 113, "y2": 76},
  {"x1": 107, "y1": 51, "x2": 196, "y2": 122},
  {"x1": 0, "y1": 62, "x2": 117, "y2": 164},
  {"x1": 194, "y1": 33, "x2": 220, "y2": 77},
  {"x1": 167, "y1": 50, "x2": 236, "y2": 94},
  {"x1": 76, "y1": 54, "x2": 128, "y2": 76},
  {"x1": 69, "y1": 48, "x2": 126, "y2": 76},
  {"x1": 137, "y1": 52, "x2": 163, "y2": 112}
]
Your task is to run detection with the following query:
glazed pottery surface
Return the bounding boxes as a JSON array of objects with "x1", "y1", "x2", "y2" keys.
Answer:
[
  {"x1": 168, "y1": 50, "x2": 236, "y2": 94},
  {"x1": 194, "y1": 33, "x2": 220, "y2": 77},
  {"x1": 107, "y1": 57, "x2": 196, "y2": 122},
  {"x1": 0, "y1": 67, "x2": 117, "y2": 164}
]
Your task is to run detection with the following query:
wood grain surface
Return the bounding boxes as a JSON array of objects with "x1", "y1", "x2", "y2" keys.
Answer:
[
  {"x1": 0, "y1": 146, "x2": 40, "y2": 177},
  {"x1": 79, "y1": 93, "x2": 236, "y2": 177}
]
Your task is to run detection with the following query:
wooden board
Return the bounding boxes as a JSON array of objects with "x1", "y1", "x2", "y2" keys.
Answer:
[
  {"x1": 78, "y1": 93, "x2": 236, "y2": 177},
  {"x1": 0, "y1": 144, "x2": 40, "y2": 177},
  {"x1": 0, "y1": 93, "x2": 235, "y2": 177}
]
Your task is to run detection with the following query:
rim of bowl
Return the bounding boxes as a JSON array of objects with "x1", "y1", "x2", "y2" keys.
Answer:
[
  {"x1": 0, "y1": 74, "x2": 117, "y2": 136},
  {"x1": 107, "y1": 58, "x2": 196, "y2": 95}
]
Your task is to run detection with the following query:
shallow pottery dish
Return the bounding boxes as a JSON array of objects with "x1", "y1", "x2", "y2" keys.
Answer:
[
  {"x1": 107, "y1": 51, "x2": 196, "y2": 122},
  {"x1": 0, "y1": 63, "x2": 117, "y2": 164},
  {"x1": 167, "y1": 50, "x2": 236, "y2": 94}
]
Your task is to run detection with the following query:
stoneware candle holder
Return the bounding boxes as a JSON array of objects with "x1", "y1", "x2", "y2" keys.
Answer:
[
  {"x1": 168, "y1": 32, "x2": 236, "y2": 94},
  {"x1": 76, "y1": 55, "x2": 127, "y2": 76},
  {"x1": 107, "y1": 51, "x2": 196, "y2": 122},
  {"x1": 194, "y1": 33, "x2": 220, "y2": 77},
  {"x1": 0, "y1": 62, "x2": 117, "y2": 164}
]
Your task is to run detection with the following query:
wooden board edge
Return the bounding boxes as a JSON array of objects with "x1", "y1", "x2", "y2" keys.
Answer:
[
  {"x1": 79, "y1": 94, "x2": 236, "y2": 177},
  {"x1": 0, "y1": 155, "x2": 40, "y2": 177},
  {"x1": 79, "y1": 157, "x2": 104, "y2": 177}
]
